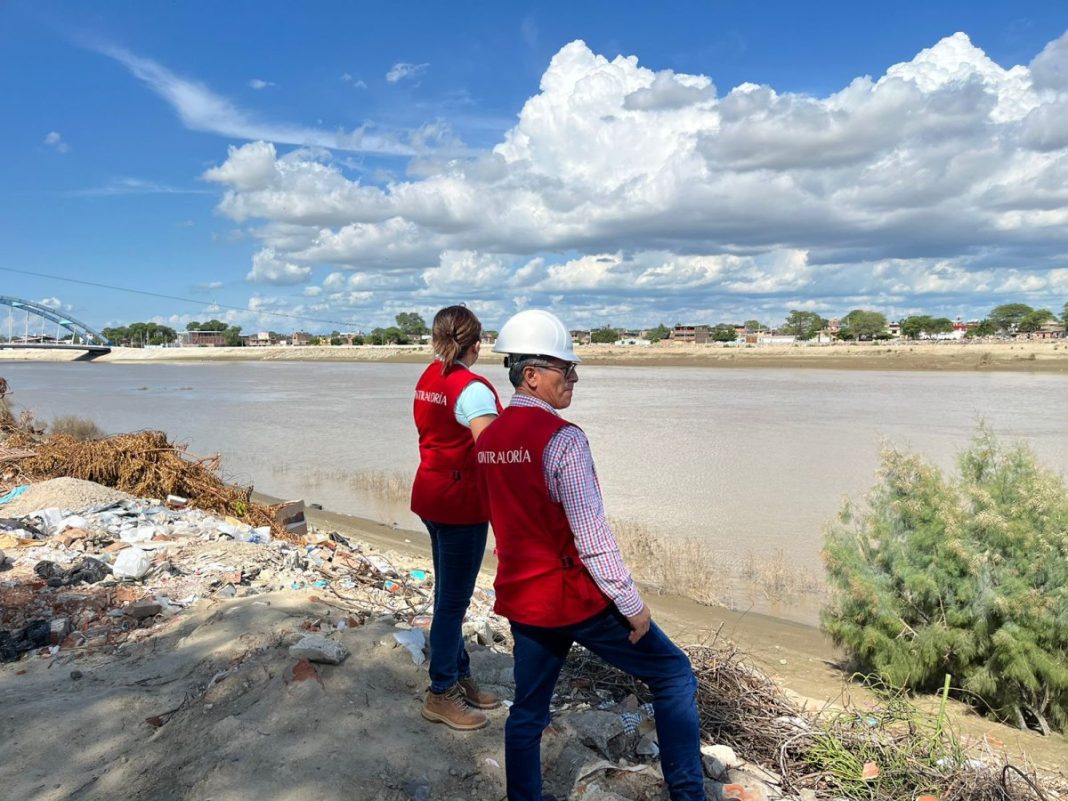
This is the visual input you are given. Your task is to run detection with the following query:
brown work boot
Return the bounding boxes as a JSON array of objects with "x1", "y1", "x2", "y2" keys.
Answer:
[
  {"x1": 458, "y1": 676, "x2": 501, "y2": 710},
  {"x1": 422, "y1": 685, "x2": 488, "y2": 730}
]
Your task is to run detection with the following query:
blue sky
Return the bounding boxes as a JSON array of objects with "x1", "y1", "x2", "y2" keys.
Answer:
[{"x1": 2, "y1": 2, "x2": 1068, "y2": 335}]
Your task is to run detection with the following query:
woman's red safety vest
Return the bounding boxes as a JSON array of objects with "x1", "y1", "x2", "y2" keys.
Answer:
[
  {"x1": 475, "y1": 405, "x2": 611, "y2": 627},
  {"x1": 410, "y1": 362, "x2": 502, "y2": 525}
]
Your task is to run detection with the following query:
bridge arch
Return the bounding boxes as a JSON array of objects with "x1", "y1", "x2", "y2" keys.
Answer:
[{"x1": 0, "y1": 295, "x2": 111, "y2": 346}]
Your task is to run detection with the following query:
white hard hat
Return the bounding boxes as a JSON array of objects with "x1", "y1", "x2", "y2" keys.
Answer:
[{"x1": 493, "y1": 309, "x2": 580, "y2": 363}]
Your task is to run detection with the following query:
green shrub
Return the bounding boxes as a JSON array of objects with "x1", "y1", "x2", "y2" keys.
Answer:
[
  {"x1": 49, "y1": 415, "x2": 105, "y2": 441},
  {"x1": 822, "y1": 426, "x2": 1068, "y2": 734}
]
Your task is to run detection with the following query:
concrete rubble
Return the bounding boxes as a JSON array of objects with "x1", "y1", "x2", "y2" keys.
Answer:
[
  {"x1": 0, "y1": 479, "x2": 792, "y2": 801},
  {"x1": 0, "y1": 492, "x2": 507, "y2": 662}
]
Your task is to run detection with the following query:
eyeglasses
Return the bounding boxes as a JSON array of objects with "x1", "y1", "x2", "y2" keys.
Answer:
[{"x1": 532, "y1": 361, "x2": 578, "y2": 381}]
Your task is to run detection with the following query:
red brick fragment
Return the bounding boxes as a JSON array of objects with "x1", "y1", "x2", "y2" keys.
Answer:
[
  {"x1": 285, "y1": 658, "x2": 323, "y2": 687},
  {"x1": 722, "y1": 784, "x2": 751, "y2": 801}
]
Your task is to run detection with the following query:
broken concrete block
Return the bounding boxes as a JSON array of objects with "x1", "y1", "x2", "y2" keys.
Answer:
[
  {"x1": 288, "y1": 634, "x2": 349, "y2": 665},
  {"x1": 125, "y1": 600, "x2": 163, "y2": 619},
  {"x1": 50, "y1": 618, "x2": 71, "y2": 644},
  {"x1": 557, "y1": 710, "x2": 629, "y2": 761},
  {"x1": 701, "y1": 743, "x2": 741, "y2": 779}
]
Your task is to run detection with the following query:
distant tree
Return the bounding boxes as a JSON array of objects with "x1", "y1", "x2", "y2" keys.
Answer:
[
  {"x1": 308, "y1": 336, "x2": 321, "y2": 346},
  {"x1": 371, "y1": 326, "x2": 409, "y2": 345},
  {"x1": 743, "y1": 319, "x2": 767, "y2": 333},
  {"x1": 350, "y1": 334, "x2": 365, "y2": 345},
  {"x1": 899, "y1": 315, "x2": 954, "y2": 339},
  {"x1": 395, "y1": 312, "x2": 428, "y2": 337},
  {"x1": 823, "y1": 427, "x2": 1068, "y2": 735},
  {"x1": 968, "y1": 319, "x2": 998, "y2": 338},
  {"x1": 711, "y1": 324, "x2": 737, "y2": 342},
  {"x1": 101, "y1": 326, "x2": 129, "y2": 345},
  {"x1": 645, "y1": 323, "x2": 671, "y2": 342},
  {"x1": 223, "y1": 326, "x2": 243, "y2": 347},
  {"x1": 781, "y1": 311, "x2": 826, "y2": 340},
  {"x1": 590, "y1": 327, "x2": 619, "y2": 344},
  {"x1": 1017, "y1": 309, "x2": 1056, "y2": 334},
  {"x1": 840, "y1": 309, "x2": 888, "y2": 340},
  {"x1": 330, "y1": 336, "x2": 343, "y2": 346},
  {"x1": 989, "y1": 303, "x2": 1033, "y2": 333},
  {"x1": 118, "y1": 321, "x2": 177, "y2": 347},
  {"x1": 199, "y1": 319, "x2": 229, "y2": 332},
  {"x1": 1062, "y1": 301, "x2": 1068, "y2": 328},
  {"x1": 186, "y1": 321, "x2": 202, "y2": 331}
]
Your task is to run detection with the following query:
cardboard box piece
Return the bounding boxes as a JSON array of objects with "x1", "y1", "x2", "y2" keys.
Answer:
[{"x1": 276, "y1": 500, "x2": 308, "y2": 536}]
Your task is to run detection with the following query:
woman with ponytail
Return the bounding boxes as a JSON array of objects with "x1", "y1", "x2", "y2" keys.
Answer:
[{"x1": 410, "y1": 305, "x2": 503, "y2": 730}]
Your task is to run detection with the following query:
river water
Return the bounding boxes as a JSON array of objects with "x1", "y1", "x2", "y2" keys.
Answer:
[{"x1": 4, "y1": 361, "x2": 1067, "y2": 621}]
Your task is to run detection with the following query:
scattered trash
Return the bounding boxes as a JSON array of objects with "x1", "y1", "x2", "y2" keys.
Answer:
[
  {"x1": 0, "y1": 485, "x2": 28, "y2": 505},
  {"x1": 0, "y1": 619, "x2": 49, "y2": 662},
  {"x1": 112, "y1": 547, "x2": 152, "y2": 580},
  {"x1": 362, "y1": 554, "x2": 397, "y2": 576},
  {"x1": 392, "y1": 628, "x2": 426, "y2": 665}
]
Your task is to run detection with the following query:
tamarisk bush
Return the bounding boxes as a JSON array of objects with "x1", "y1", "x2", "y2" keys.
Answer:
[{"x1": 822, "y1": 427, "x2": 1068, "y2": 734}]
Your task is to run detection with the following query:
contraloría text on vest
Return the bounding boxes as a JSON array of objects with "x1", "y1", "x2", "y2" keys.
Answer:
[
  {"x1": 414, "y1": 389, "x2": 448, "y2": 405},
  {"x1": 478, "y1": 448, "x2": 532, "y2": 464}
]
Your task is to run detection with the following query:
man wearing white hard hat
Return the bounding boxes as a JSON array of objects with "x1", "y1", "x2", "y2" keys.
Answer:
[{"x1": 476, "y1": 309, "x2": 704, "y2": 801}]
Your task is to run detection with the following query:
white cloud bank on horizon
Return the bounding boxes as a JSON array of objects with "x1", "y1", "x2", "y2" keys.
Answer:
[{"x1": 204, "y1": 32, "x2": 1068, "y2": 328}]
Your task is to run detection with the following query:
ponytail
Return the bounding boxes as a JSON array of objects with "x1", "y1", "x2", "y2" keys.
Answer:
[{"x1": 432, "y1": 306, "x2": 482, "y2": 373}]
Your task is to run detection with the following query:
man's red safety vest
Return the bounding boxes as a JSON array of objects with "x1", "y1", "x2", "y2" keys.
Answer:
[
  {"x1": 475, "y1": 404, "x2": 611, "y2": 627},
  {"x1": 410, "y1": 362, "x2": 502, "y2": 525}
]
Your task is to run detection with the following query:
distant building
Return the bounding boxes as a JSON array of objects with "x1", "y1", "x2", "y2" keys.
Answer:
[
  {"x1": 179, "y1": 330, "x2": 227, "y2": 347},
  {"x1": 245, "y1": 331, "x2": 280, "y2": 347},
  {"x1": 1034, "y1": 321, "x2": 1066, "y2": 340},
  {"x1": 291, "y1": 331, "x2": 311, "y2": 346},
  {"x1": 571, "y1": 329, "x2": 592, "y2": 345},
  {"x1": 669, "y1": 324, "x2": 710, "y2": 344}
]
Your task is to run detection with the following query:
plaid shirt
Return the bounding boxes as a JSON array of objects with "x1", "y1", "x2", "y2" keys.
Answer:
[{"x1": 508, "y1": 393, "x2": 643, "y2": 617}]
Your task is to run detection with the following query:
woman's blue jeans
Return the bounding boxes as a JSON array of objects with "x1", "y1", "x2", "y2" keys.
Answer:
[
  {"x1": 507, "y1": 608, "x2": 704, "y2": 801},
  {"x1": 422, "y1": 519, "x2": 488, "y2": 693}
]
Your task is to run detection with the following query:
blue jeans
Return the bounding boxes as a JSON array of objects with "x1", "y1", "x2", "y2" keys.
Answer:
[
  {"x1": 507, "y1": 608, "x2": 704, "y2": 801},
  {"x1": 422, "y1": 519, "x2": 489, "y2": 693}
]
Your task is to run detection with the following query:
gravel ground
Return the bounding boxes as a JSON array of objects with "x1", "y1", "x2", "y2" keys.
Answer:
[{"x1": 1, "y1": 477, "x2": 133, "y2": 516}]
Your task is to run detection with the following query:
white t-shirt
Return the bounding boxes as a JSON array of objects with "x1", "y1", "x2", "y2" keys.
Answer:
[{"x1": 452, "y1": 365, "x2": 498, "y2": 427}]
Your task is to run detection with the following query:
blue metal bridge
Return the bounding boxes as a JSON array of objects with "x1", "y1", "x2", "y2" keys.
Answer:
[{"x1": 0, "y1": 296, "x2": 111, "y2": 358}]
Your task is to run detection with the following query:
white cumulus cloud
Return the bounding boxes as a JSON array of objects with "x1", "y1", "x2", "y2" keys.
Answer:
[
  {"x1": 43, "y1": 131, "x2": 70, "y2": 153},
  {"x1": 386, "y1": 62, "x2": 429, "y2": 83},
  {"x1": 246, "y1": 248, "x2": 313, "y2": 285},
  {"x1": 201, "y1": 33, "x2": 1068, "y2": 327}
]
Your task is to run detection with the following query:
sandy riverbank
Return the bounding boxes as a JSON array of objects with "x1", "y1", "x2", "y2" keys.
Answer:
[
  {"x1": 257, "y1": 493, "x2": 1068, "y2": 773},
  {"x1": 4, "y1": 340, "x2": 1068, "y2": 373}
]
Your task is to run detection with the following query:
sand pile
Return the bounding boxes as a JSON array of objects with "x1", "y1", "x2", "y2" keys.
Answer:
[{"x1": 1, "y1": 477, "x2": 133, "y2": 517}]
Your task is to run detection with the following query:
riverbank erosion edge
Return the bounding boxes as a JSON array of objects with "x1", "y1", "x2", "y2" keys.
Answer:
[{"x1": 4, "y1": 340, "x2": 1068, "y2": 373}]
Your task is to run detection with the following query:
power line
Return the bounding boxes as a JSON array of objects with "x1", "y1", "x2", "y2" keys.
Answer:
[{"x1": 0, "y1": 266, "x2": 363, "y2": 329}]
